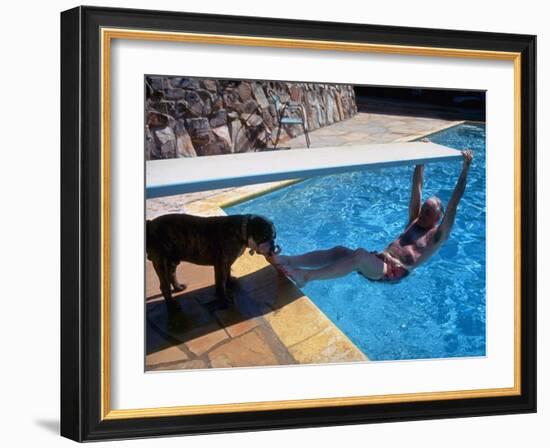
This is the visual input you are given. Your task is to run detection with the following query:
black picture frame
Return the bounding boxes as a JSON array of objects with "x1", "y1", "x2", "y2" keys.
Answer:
[{"x1": 61, "y1": 5, "x2": 536, "y2": 442}]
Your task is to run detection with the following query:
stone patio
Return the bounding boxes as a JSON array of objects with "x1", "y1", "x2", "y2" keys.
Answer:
[
  {"x1": 282, "y1": 111, "x2": 462, "y2": 147},
  {"x1": 145, "y1": 112, "x2": 463, "y2": 371}
]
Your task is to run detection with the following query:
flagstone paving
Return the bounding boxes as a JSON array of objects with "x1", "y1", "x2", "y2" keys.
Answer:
[{"x1": 145, "y1": 112, "x2": 463, "y2": 370}]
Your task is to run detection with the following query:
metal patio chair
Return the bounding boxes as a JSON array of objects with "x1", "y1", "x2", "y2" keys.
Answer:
[{"x1": 268, "y1": 89, "x2": 310, "y2": 149}]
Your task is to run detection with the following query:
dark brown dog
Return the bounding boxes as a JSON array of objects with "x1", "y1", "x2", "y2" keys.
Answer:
[{"x1": 146, "y1": 213, "x2": 279, "y2": 315}]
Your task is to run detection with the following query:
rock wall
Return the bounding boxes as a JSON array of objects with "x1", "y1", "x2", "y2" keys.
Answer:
[{"x1": 145, "y1": 76, "x2": 358, "y2": 160}]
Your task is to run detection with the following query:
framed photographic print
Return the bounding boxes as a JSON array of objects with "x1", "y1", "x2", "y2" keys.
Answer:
[{"x1": 60, "y1": 5, "x2": 536, "y2": 442}]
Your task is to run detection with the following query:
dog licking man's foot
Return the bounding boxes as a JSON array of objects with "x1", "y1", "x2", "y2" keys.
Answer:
[{"x1": 266, "y1": 253, "x2": 291, "y2": 267}]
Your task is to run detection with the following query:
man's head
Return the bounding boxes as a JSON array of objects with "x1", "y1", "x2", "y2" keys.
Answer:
[
  {"x1": 417, "y1": 196, "x2": 444, "y2": 228},
  {"x1": 246, "y1": 215, "x2": 281, "y2": 256}
]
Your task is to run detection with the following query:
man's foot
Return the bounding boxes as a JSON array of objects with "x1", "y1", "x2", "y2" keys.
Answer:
[
  {"x1": 420, "y1": 137, "x2": 431, "y2": 143},
  {"x1": 266, "y1": 253, "x2": 291, "y2": 267},
  {"x1": 279, "y1": 265, "x2": 309, "y2": 288}
]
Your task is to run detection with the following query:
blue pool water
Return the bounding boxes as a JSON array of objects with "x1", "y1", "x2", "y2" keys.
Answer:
[{"x1": 226, "y1": 123, "x2": 486, "y2": 361}]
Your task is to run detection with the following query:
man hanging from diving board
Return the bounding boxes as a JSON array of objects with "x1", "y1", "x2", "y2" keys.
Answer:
[{"x1": 268, "y1": 147, "x2": 474, "y2": 286}]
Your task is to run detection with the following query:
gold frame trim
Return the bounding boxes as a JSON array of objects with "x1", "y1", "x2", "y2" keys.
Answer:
[{"x1": 100, "y1": 28, "x2": 522, "y2": 421}]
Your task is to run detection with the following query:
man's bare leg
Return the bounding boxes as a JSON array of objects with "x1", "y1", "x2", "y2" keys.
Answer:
[
  {"x1": 279, "y1": 249, "x2": 385, "y2": 287},
  {"x1": 269, "y1": 246, "x2": 354, "y2": 269}
]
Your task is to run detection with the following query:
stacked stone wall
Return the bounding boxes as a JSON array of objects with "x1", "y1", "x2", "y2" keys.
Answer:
[{"x1": 145, "y1": 76, "x2": 358, "y2": 159}]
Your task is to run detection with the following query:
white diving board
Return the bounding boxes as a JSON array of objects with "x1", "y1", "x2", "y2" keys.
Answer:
[{"x1": 146, "y1": 142, "x2": 462, "y2": 199}]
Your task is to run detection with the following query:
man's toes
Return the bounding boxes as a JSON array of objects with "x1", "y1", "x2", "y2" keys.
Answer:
[
  {"x1": 279, "y1": 256, "x2": 290, "y2": 266},
  {"x1": 269, "y1": 254, "x2": 287, "y2": 266},
  {"x1": 279, "y1": 265, "x2": 291, "y2": 276}
]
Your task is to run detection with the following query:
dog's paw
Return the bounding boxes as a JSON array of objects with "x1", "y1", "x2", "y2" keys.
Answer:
[
  {"x1": 206, "y1": 299, "x2": 230, "y2": 313},
  {"x1": 216, "y1": 295, "x2": 235, "y2": 310},
  {"x1": 216, "y1": 301, "x2": 231, "y2": 311},
  {"x1": 172, "y1": 283, "x2": 187, "y2": 292},
  {"x1": 165, "y1": 299, "x2": 182, "y2": 315},
  {"x1": 227, "y1": 276, "x2": 240, "y2": 291}
]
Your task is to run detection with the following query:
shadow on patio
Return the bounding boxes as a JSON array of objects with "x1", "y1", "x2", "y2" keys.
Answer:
[{"x1": 146, "y1": 259, "x2": 302, "y2": 364}]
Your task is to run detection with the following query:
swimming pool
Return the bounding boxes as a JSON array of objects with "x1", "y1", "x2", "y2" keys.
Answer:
[{"x1": 226, "y1": 123, "x2": 486, "y2": 361}]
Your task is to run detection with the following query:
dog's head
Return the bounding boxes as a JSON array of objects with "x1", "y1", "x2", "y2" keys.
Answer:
[{"x1": 246, "y1": 215, "x2": 281, "y2": 257}]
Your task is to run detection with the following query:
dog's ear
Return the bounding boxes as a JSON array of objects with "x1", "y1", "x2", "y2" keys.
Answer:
[
  {"x1": 247, "y1": 215, "x2": 277, "y2": 243},
  {"x1": 246, "y1": 215, "x2": 259, "y2": 234}
]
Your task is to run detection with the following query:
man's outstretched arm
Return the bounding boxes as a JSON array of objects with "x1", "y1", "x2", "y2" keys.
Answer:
[
  {"x1": 408, "y1": 164, "x2": 424, "y2": 225},
  {"x1": 435, "y1": 150, "x2": 474, "y2": 243}
]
